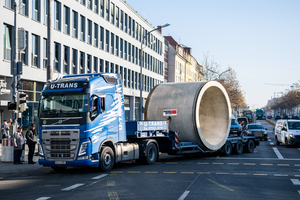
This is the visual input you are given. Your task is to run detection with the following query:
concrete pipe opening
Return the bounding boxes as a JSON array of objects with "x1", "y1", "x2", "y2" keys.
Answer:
[{"x1": 145, "y1": 81, "x2": 231, "y2": 152}]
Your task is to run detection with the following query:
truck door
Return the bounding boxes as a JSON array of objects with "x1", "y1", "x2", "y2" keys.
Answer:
[{"x1": 106, "y1": 94, "x2": 119, "y2": 142}]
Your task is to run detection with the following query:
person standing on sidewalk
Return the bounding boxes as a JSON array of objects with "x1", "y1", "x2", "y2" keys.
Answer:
[
  {"x1": 13, "y1": 126, "x2": 25, "y2": 164},
  {"x1": 26, "y1": 124, "x2": 37, "y2": 164},
  {"x1": 1, "y1": 120, "x2": 10, "y2": 139}
]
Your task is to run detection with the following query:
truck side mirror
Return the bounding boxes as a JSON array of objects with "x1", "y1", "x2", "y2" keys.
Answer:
[{"x1": 90, "y1": 96, "x2": 99, "y2": 120}]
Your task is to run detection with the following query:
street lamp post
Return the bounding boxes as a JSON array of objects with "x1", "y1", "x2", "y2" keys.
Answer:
[{"x1": 139, "y1": 23, "x2": 170, "y2": 120}]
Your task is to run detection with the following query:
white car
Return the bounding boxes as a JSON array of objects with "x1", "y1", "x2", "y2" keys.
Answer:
[{"x1": 275, "y1": 120, "x2": 300, "y2": 147}]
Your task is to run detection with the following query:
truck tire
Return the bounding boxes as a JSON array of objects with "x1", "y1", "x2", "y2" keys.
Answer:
[
  {"x1": 234, "y1": 140, "x2": 243, "y2": 154},
  {"x1": 51, "y1": 166, "x2": 67, "y2": 171},
  {"x1": 222, "y1": 141, "x2": 232, "y2": 156},
  {"x1": 275, "y1": 136, "x2": 280, "y2": 145},
  {"x1": 99, "y1": 146, "x2": 114, "y2": 172},
  {"x1": 145, "y1": 143, "x2": 157, "y2": 165},
  {"x1": 245, "y1": 139, "x2": 254, "y2": 153}
]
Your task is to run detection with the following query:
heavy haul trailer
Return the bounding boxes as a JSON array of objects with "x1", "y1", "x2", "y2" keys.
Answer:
[{"x1": 38, "y1": 73, "x2": 258, "y2": 171}]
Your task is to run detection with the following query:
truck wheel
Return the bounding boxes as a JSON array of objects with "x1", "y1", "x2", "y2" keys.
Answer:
[
  {"x1": 51, "y1": 167, "x2": 67, "y2": 171},
  {"x1": 99, "y1": 146, "x2": 114, "y2": 172},
  {"x1": 235, "y1": 141, "x2": 243, "y2": 154},
  {"x1": 245, "y1": 139, "x2": 254, "y2": 153},
  {"x1": 145, "y1": 143, "x2": 157, "y2": 165},
  {"x1": 222, "y1": 141, "x2": 232, "y2": 156},
  {"x1": 275, "y1": 136, "x2": 280, "y2": 145}
]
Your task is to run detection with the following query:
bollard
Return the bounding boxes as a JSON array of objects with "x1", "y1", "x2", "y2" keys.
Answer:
[{"x1": 1, "y1": 139, "x2": 14, "y2": 162}]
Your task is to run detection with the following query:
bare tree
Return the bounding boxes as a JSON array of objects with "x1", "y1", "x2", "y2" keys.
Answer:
[{"x1": 201, "y1": 52, "x2": 222, "y2": 81}]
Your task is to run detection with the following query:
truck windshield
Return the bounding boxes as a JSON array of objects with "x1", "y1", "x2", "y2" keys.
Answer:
[
  {"x1": 40, "y1": 94, "x2": 89, "y2": 114},
  {"x1": 288, "y1": 122, "x2": 300, "y2": 130}
]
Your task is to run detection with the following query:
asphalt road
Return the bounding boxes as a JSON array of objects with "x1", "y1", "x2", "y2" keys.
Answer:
[{"x1": 1, "y1": 120, "x2": 300, "y2": 200}]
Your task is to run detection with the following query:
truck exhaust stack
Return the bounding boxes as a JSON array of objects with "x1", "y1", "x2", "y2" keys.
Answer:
[{"x1": 145, "y1": 81, "x2": 231, "y2": 151}]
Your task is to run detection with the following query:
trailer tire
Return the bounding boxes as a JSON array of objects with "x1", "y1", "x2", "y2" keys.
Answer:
[
  {"x1": 145, "y1": 143, "x2": 157, "y2": 165},
  {"x1": 222, "y1": 141, "x2": 232, "y2": 156},
  {"x1": 51, "y1": 167, "x2": 67, "y2": 171},
  {"x1": 99, "y1": 146, "x2": 114, "y2": 172},
  {"x1": 245, "y1": 139, "x2": 255, "y2": 153},
  {"x1": 234, "y1": 140, "x2": 243, "y2": 154}
]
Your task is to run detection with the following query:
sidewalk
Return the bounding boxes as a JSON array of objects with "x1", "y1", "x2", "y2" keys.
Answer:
[{"x1": 0, "y1": 143, "x2": 42, "y2": 175}]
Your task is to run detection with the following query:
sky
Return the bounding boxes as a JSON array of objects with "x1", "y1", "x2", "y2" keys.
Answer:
[{"x1": 125, "y1": 0, "x2": 300, "y2": 109}]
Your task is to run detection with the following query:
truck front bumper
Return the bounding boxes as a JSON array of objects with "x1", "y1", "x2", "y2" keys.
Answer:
[{"x1": 39, "y1": 159, "x2": 99, "y2": 167}]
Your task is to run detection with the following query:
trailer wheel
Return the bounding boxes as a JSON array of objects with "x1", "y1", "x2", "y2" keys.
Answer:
[
  {"x1": 222, "y1": 141, "x2": 232, "y2": 156},
  {"x1": 51, "y1": 167, "x2": 67, "y2": 171},
  {"x1": 235, "y1": 141, "x2": 243, "y2": 154},
  {"x1": 245, "y1": 139, "x2": 255, "y2": 153},
  {"x1": 99, "y1": 146, "x2": 114, "y2": 172},
  {"x1": 145, "y1": 143, "x2": 157, "y2": 165}
]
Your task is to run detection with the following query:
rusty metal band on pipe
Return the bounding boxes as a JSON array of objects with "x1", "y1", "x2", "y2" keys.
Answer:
[{"x1": 145, "y1": 81, "x2": 231, "y2": 151}]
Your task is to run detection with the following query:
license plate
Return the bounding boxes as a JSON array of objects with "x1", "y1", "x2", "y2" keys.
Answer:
[
  {"x1": 232, "y1": 131, "x2": 237, "y2": 133},
  {"x1": 55, "y1": 161, "x2": 66, "y2": 165}
]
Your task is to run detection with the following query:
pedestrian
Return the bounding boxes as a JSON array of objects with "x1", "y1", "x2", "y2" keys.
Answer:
[
  {"x1": 1, "y1": 120, "x2": 10, "y2": 139},
  {"x1": 26, "y1": 123, "x2": 37, "y2": 164},
  {"x1": 13, "y1": 126, "x2": 25, "y2": 164}
]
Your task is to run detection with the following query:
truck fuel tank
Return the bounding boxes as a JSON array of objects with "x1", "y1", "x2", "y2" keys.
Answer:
[{"x1": 145, "y1": 81, "x2": 231, "y2": 151}]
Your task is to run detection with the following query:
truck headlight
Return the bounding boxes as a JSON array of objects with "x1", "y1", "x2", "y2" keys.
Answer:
[
  {"x1": 38, "y1": 143, "x2": 44, "y2": 156},
  {"x1": 78, "y1": 141, "x2": 90, "y2": 156},
  {"x1": 290, "y1": 134, "x2": 294, "y2": 138}
]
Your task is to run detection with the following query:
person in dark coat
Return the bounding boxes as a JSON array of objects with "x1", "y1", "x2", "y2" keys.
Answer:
[
  {"x1": 26, "y1": 124, "x2": 37, "y2": 164},
  {"x1": 14, "y1": 126, "x2": 25, "y2": 164}
]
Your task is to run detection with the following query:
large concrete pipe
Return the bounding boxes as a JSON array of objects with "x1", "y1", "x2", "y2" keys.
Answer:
[{"x1": 144, "y1": 81, "x2": 231, "y2": 151}]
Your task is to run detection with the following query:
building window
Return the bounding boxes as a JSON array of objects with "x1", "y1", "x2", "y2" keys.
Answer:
[
  {"x1": 54, "y1": 42, "x2": 60, "y2": 72},
  {"x1": 31, "y1": 34, "x2": 40, "y2": 68},
  {"x1": 20, "y1": 0, "x2": 29, "y2": 16},
  {"x1": 4, "y1": 0, "x2": 13, "y2": 9},
  {"x1": 94, "y1": 23, "x2": 98, "y2": 47},
  {"x1": 139, "y1": 25, "x2": 142, "y2": 42},
  {"x1": 132, "y1": 19, "x2": 135, "y2": 38},
  {"x1": 54, "y1": 0, "x2": 61, "y2": 31},
  {"x1": 87, "y1": 0, "x2": 92, "y2": 10},
  {"x1": 100, "y1": 26, "x2": 104, "y2": 50},
  {"x1": 63, "y1": 46, "x2": 69, "y2": 74},
  {"x1": 110, "y1": 63, "x2": 114, "y2": 73},
  {"x1": 124, "y1": 41, "x2": 127, "y2": 60},
  {"x1": 128, "y1": 43, "x2": 131, "y2": 62},
  {"x1": 124, "y1": 13, "x2": 127, "y2": 33},
  {"x1": 80, "y1": 15, "x2": 86, "y2": 41},
  {"x1": 87, "y1": 54, "x2": 91, "y2": 73},
  {"x1": 87, "y1": 19, "x2": 92, "y2": 45},
  {"x1": 120, "y1": 66, "x2": 123, "y2": 83},
  {"x1": 80, "y1": 51, "x2": 85, "y2": 74},
  {"x1": 99, "y1": 59, "x2": 104, "y2": 72},
  {"x1": 3, "y1": 24, "x2": 12, "y2": 61},
  {"x1": 128, "y1": 69, "x2": 131, "y2": 88},
  {"x1": 105, "y1": 30, "x2": 109, "y2": 52},
  {"x1": 105, "y1": 0, "x2": 109, "y2": 21},
  {"x1": 72, "y1": 11, "x2": 78, "y2": 38},
  {"x1": 42, "y1": 38, "x2": 47, "y2": 69},
  {"x1": 32, "y1": 0, "x2": 40, "y2": 21},
  {"x1": 135, "y1": 71, "x2": 138, "y2": 89},
  {"x1": 43, "y1": 0, "x2": 47, "y2": 24},
  {"x1": 132, "y1": 45, "x2": 134, "y2": 64},
  {"x1": 63, "y1": 6, "x2": 70, "y2": 35},
  {"x1": 110, "y1": 2, "x2": 114, "y2": 24},
  {"x1": 94, "y1": 0, "x2": 98, "y2": 13},
  {"x1": 128, "y1": 16, "x2": 131, "y2": 36},
  {"x1": 115, "y1": 6, "x2": 119, "y2": 27},
  {"x1": 110, "y1": 32, "x2": 114, "y2": 54},
  {"x1": 135, "y1": 22, "x2": 138, "y2": 40},
  {"x1": 93, "y1": 56, "x2": 98, "y2": 73},
  {"x1": 124, "y1": 68, "x2": 127, "y2": 87},
  {"x1": 135, "y1": 47, "x2": 138, "y2": 65},
  {"x1": 131, "y1": 70, "x2": 134, "y2": 88},
  {"x1": 115, "y1": 35, "x2": 119, "y2": 56},
  {"x1": 80, "y1": 0, "x2": 86, "y2": 5},
  {"x1": 72, "y1": 49, "x2": 78, "y2": 74},
  {"x1": 120, "y1": 10, "x2": 123, "y2": 30},
  {"x1": 105, "y1": 61, "x2": 109, "y2": 72},
  {"x1": 120, "y1": 38, "x2": 123, "y2": 58},
  {"x1": 100, "y1": 0, "x2": 104, "y2": 17}
]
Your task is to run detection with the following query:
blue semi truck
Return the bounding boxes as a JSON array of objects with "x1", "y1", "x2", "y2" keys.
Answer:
[{"x1": 38, "y1": 73, "x2": 259, "y2": 171}]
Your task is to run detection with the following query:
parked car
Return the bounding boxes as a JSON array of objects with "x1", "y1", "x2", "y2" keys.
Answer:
[
  {"x1": 267, "y1": 115, "x2": 272, "y2": 119},
  {"x1": 275, "y1": 120, "x2": 300, "y2": 147},
  {"x1": 244, "y1": 124, "x2": 268, "y2": 140},
  {"x1": 291, "y1": 116, "x2": 299, "y2": 120},
  {"x1": 230, "y1": 115, "x2": 242, "y2": 136},
  {"x1": 275, "y1": 116, "x2": 281, "y2": 120}
]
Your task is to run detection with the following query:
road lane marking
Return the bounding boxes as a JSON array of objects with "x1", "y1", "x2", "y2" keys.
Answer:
[
  {"x1": 164, "y1": 172, "x2": 177, "y2": 174},
  {"x1": 270, "y1": 142, "x2": 274, "y2": 145},
  {"x1": 277, "y1": 164, "x2": 289, "y2": 166},
  {"x1": 166, "y1": 162, "x2": 178, "y2": 164},
  {"x1": 272, "y1": 147, "x2": 284, "y2": 159},
  {"x1": 207, "y1": 179, "x2": 234, "y2": 191},
  {"x1": 216, "y1": 172, "x2": 229, "y2": 175},
  {"x1": 228, "y1": 163, "x2": 239, "y2": 165},
  {"x1": 61, "y1": 183, "x2": 84, "y2": 191},
  {"x1": 291, "y1": 179, "x2": 300, "y2": 185},
  {"x1": 128, "y1": 171, "x2": 140, "y2": 173},
  {"x1": 233, "y1": 173, "x2": 247, "y2": 175},
  {"x1": 295, "y1": 164, "x2": 300, "y2": 166},
  {"x1": 244, "y1": 163, "x2": 256, "y2": 165},
  {"x1": 181, "y1": 172, "x2": 194, "y2": 174},
  {"x1": 92, "y1": 174, "x2": 109, "y2": 180},
  {"x1": 110, "y1": 171, "x2": 123, "y2": 174},
  {"x1": 261, "y1": 164, "x2": 273, "y2": 166},
  {"x1": 108, "y1": 191, "x2": 119, "y2": 200},
  {"x1": 178, "y1": 191, "x2": 190, "y2": 200},
  {"x1": 197, "y1": 163, "x2": 209, "y2": 164},
  {"x1": 212, "y1": 163, "x2": 224, "y2": 165},
  {"x1": 254, "y1": 174, "x2": 268, "y2": 176},
  {"x1": 36, "y1": 198, "x2": 51, "y2": 200},
  {"x1": 274, "y1": 174, "x2": 288, "y2": 177},
  {"x1": 145, "y1": 171, "x2": 158, "y2": 174},
  {"x1": 197, "y1": 172, "x2": 211, "y2": 174},
  {"x1": 107, "y1": 180, "x2": 115, "y2": 186}
]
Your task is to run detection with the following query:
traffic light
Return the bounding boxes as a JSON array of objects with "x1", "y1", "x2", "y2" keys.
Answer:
[
  {"x1": 17, "y1": 92, "x2": 28, "y2": 112},
  {"x1": 7, "y1": 102, "x2": 17, "y2": 110}
]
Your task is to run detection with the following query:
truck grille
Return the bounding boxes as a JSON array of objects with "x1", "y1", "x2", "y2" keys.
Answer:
[{"x1": 51, "y1": 140, "x2": 71, "y2": 150}]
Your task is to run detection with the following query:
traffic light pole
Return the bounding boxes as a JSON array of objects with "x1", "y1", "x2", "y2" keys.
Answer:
[{"x1": 12, "y1": 0, "x2": 18, "y2": 121}]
